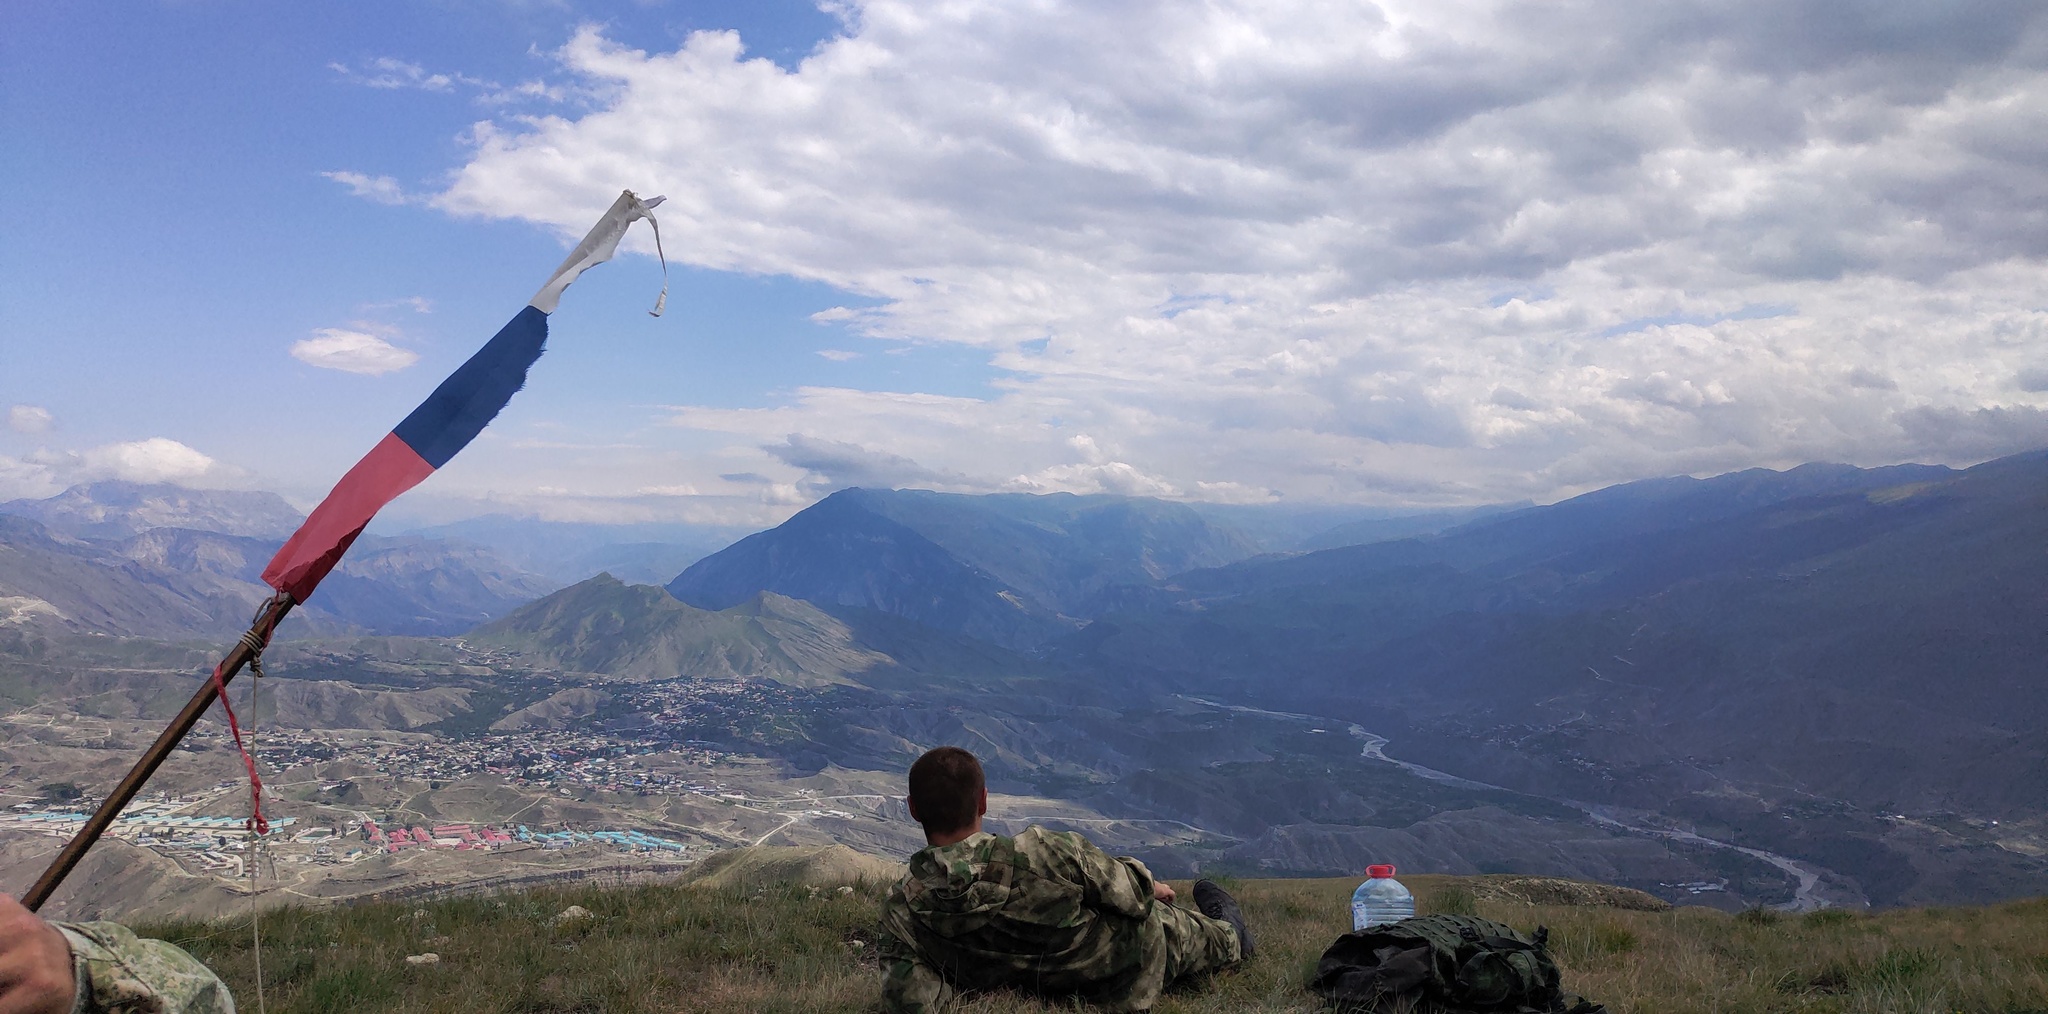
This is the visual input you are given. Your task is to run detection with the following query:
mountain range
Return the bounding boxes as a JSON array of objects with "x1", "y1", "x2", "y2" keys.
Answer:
[
  {"x1": 667, "y1": 488, "x2": 1268, "y2": 647},
  {"x1": 632, "y1": 450, "x2": 2048, "y2": 906},
  {"x1": 1070, "y1": 455, "x2": 2043, "y2": 813},
  {"x1": 0, "y1": 482, "x2": 1492, "y2": 642},
  {"x1": 404, "y1": 515, "x2": 757, "y2": 587},
  {"x1": 0, "y1": 483, "x2": 554, "y2": 637},
  {"x1": 5, "y1": 452, "x2": 2043, "y2": 907},
  {"x1": 1, "y1": 481, "x2": 306, "y2": 540}
]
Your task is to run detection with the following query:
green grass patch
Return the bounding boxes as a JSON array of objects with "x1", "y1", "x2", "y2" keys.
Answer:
[
  {"x1": 137, "y1": 877, "x2": 2048, "y2": 1014},
  {"x1": 1736, "y1": 905, "x2": 1783, "y2": 926},
  {"x1": 1421, "y1": 884, "x2": 1479, "y2": 916}
]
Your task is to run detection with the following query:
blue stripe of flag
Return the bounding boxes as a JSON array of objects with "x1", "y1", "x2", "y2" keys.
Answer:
[{"x1": 393, "y1": 305, "x2": 550, "y2": 468}]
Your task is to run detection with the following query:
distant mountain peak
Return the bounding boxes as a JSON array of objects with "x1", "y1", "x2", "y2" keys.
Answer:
[
  {"x1": 0, "y1": 502, "x2": 554, "y2": 639},
  {"x1": 0, "y1": 481, "x2": 304, "y2": 540},
  {"x1": 665, "y1": 486, "x2": 1267, "y2": 648}
]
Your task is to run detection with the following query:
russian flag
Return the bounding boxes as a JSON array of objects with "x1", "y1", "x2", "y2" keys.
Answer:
[{"x1": 262, "y1": 190, "x2": 665, "y2": 602}]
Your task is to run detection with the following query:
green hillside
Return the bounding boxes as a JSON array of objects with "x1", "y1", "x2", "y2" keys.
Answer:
[
  {"x1": 470, "y1": 574, "x2": 891, "y2": 686},
  {"x1": 144, "y1": 874, "x2": 2048, "y2": 1014}
]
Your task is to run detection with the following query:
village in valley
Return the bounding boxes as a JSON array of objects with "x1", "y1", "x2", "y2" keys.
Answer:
[
  {"x1": 8, "y1": 676, "x2": 827, "y2": 878},
  {"x1": 0, "y1": 659, "x2": 1189, "y2": 917}
]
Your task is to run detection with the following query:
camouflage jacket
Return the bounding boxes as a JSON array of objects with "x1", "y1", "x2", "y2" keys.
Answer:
[
  {"x1": 877, "y1": 827, "x2": 1161, "y2": 1013},
  {"x1": 56, "y1": 922, "x2": 235, "y2": 1014}
]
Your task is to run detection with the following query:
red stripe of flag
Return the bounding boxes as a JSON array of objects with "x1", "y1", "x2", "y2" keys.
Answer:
[{"x1": 262, "y1": 432, "x2": 435, "y2": 600}]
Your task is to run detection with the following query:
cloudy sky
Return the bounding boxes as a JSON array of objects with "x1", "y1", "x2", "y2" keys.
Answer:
[{"x1": 5, "y1": 1, "x2": 2046, "y2": 526}]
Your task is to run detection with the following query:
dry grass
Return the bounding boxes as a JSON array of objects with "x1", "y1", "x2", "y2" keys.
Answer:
[{"x1": 144, "y1": 876, "x2": 2048, "y2": 1013}]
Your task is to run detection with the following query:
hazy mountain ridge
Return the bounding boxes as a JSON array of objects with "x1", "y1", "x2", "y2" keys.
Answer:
[
  {"x1": 1136, "y1": 460, "x2": 1963, "y2": 604},
  {"x1": 0, "y1": 486, "x2": 556, "y2": 638},
  {"x1": 0, "y1": 515, "x2": 248, "y2": 637},
  {"x1": 1078, "y1": 454, "x2": 2040, "y2": 756},
  {"x1": 309, "y1": 536, "x2": 559, "y2": 634},
  {"x1": 0, "y1": 481, "x2": 305, "y2": 540},
  {"x1": 404, "y1": 515, "x2": 753, "y2": 586},
  {"x1": 851, "y1": 489, "x2": 1264, "y2": 608},
  {"x1": 668, "y1": 490, "x2": 1069, "y2": 648},
  {"x1": 631, "y1": 452, "x2": 2048, "y2": 905},
  {"x1": 1058, "y1": 452, "x2": 2048, "y2": 905},
  {"x1": 1290, "y1": 503, "x2": 1525, "y2": 552},
  {"x1": 667, "y1": 487, "x2": 1273, "y2": 647}
]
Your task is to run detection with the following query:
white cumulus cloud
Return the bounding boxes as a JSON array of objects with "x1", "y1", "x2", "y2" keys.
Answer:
[
  {"x1": 1007, "y1": 461, "x2": 1182, "y2": 498},
  {"x1": 290, "y1": 328, "x2": 421, "y2": 375},
  {"x1": 322, "y1": 171, "x2": 412, "y2": 206},
  {"x1": 0, "y1": 455, "x2": 58, "y2": 501},
  {"x1": 0, "y1": 439, "x2": 250, "y2": 500},
  {"x1": 8, "y1": 405, "x2": 53, "y2": 433},
  {"x1": 329, "y1": 57, "x2": 457, "y2": 92},
  {"x1": 327, "y1": 57, "x2": 565, "y2": 108},
  {"x1": 421, "y1": 2, "x2": 2048, "y2": 504},
  {"x1": 79, "y1": 438, "x2": 220, "y2": 484}
]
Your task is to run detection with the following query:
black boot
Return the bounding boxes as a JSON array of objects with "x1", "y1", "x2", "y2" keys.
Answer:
[{"x1": 1193, "y1": 879, "x2": 1255, "y2": 960}]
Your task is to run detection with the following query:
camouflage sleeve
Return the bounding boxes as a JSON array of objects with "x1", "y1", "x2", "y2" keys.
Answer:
[
  {"x1": 876, "y1": 920, "x2": 953, "y2": 1013},
  {"x1": 1038, "y1": 828, "x2": 1155, "y2": 920},
  {"x1": 56, "y1": 922, "x2": 235, "y2": 1014}
]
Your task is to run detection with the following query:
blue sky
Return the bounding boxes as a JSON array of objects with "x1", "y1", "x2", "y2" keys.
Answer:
[
  {"x1": 1, "y1": 2, "x2": 989, "y2": 522},
  {"x1": 5, "y1": 2, "x2": 2047, "y2": 525}
]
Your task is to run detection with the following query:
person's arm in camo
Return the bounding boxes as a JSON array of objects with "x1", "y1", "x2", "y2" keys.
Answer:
[
  {"x1": 0, "y1": 894, "x2": 234, "y2": 1014},
  {"x1": 875, "y1": 919, "x2": 953, "y2": 1014},
  {"x1": 0, "y1": 895, "x2": 74, "y2": 1014},
  {"x1": 1033, "y1": 829, "x2": 1166, "y2": 918}
]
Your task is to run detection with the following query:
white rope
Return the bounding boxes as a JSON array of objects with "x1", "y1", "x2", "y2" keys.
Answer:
[
  {"x1": 246, "y1": 652, "x2": 268, "y2": 1014},
  {"x1": 645, "y1": 209, "x2": 669, "y2": 318}
]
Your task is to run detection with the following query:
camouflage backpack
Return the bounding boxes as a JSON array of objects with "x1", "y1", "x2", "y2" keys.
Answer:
[{"x1": 1310, "y1": 914, "x2": 1602, "y2": 1014}]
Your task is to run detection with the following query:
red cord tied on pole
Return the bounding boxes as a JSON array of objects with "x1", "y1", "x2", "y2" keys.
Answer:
[
  {"x1": 211, "y1": 595, "x2": 287, "y2": 837},
  {"x1": 208, "y1": 659, "x2": 268, "y2": 837}
]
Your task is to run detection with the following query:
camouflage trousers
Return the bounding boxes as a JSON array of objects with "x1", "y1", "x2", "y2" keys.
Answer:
[
  {"x1": 1156, "y1": 902, "x2": 1245, "y2": 987},
  {"x1": 1092, "y1": 903, "x2": 1245, "y2": 1012}
]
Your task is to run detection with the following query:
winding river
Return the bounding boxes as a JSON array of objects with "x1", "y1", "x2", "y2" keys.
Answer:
[{"x1": 1177, "y1": 695, "x2": 1841, "y2": 910}]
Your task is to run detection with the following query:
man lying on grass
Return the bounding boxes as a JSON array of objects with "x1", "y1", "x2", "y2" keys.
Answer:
[{"x1": 878, "y1": 747, "x2": 1254, "y2": 1013}]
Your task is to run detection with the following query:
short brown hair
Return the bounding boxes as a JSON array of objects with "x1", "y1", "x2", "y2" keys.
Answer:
[{"x1": 907, "y1": 746, "x2": 984, "y2": 835}]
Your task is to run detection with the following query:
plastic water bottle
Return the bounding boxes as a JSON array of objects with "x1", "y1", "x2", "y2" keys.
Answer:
[{"x1": 1351, "y1": 864, "x2": 1414, "y2": 930}]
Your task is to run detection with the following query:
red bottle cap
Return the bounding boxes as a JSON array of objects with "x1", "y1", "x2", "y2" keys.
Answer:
[{"x1": 1367, "y1": 864, "x2": 1396, "y2": 878}]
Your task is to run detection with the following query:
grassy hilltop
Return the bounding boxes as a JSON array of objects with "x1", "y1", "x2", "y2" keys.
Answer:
[{"x1": 144, "y1": 875, "x2": 2048, "y2": 1014}]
